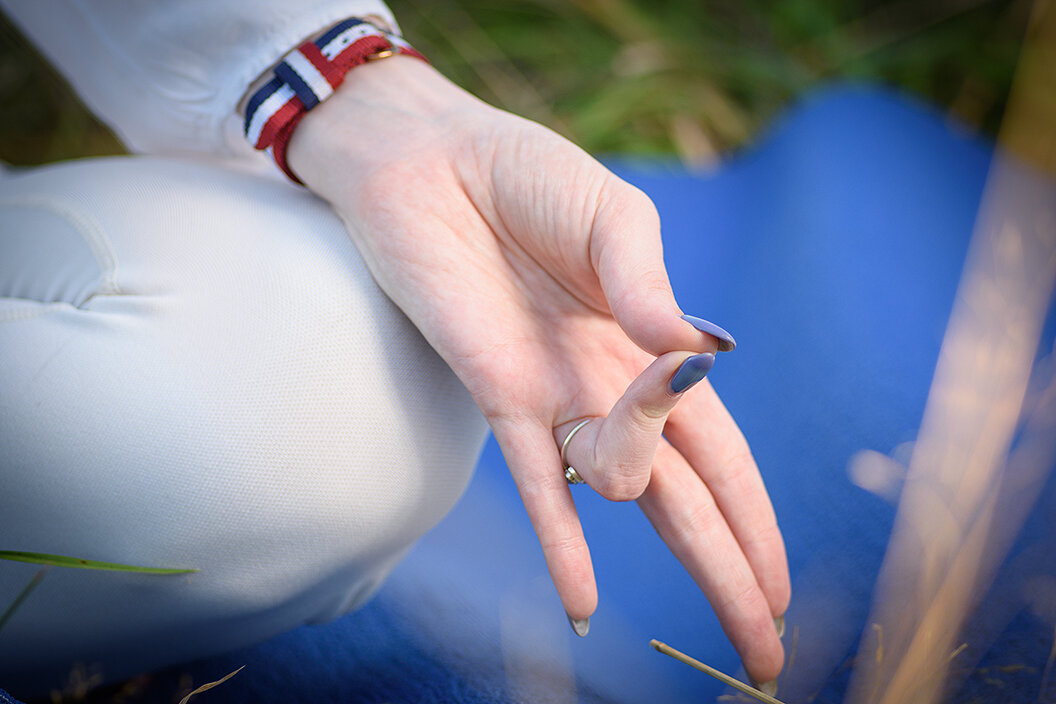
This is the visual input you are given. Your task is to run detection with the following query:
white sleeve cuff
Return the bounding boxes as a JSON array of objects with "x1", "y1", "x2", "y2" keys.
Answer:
[{"x1": 0, "y1": 0, "x2": 397, "y2": 158}]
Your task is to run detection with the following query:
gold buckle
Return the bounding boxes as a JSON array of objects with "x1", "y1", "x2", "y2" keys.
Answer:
[{"x1": 365, "y1": 48, "x2": 396, "y2": 62}]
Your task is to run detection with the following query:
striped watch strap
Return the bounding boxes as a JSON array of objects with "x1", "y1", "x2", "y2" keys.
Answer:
[{"x1": 244, "y1": 18, "x2": 427, "y2": 183}]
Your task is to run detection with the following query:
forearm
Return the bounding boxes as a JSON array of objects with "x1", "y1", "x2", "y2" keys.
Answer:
[{"x1": 1, "y1": 0, "x2": 397, "y2": 156}]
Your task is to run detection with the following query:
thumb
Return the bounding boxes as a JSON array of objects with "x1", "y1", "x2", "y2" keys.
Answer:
[
  {"x1": 553, "y1": 350, "x2": 716, "y2": 501},
  {"x1": 590, "y1": 176, "x2": 736, "y2": 356}
]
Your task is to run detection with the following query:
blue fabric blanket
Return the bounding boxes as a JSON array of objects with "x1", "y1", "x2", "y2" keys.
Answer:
[{"x1": 9, "y1": 84, "x2": 1055, "y2": 704}]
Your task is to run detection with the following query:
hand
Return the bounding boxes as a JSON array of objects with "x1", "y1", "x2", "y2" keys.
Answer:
[{"x1": 287, "y1": 56, "x2": 789, "y2": 682}]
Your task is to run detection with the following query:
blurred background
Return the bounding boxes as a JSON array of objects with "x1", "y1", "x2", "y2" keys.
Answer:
[
  {"x1": 0, "y1": 0, "x2": 1032, "y2": 167},
  {"x1": 0, "y1": 4, "x2": 1051, "y2": 703}
]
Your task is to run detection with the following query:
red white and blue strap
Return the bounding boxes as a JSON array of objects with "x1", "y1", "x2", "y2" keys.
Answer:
[{"x1": 244, "y1": 18, "x2": 426, "y2": 183}]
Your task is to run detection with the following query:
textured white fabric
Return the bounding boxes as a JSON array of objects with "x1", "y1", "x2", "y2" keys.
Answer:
[
  {"x1": 0, "y1": 157, "x2": 489, "y2": 693},
  {"x1": 0, "y1": 0, "x2": 396, "y2": 157}
]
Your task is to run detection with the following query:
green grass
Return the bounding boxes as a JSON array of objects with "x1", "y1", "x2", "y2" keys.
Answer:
[
  {"x1": 0, "y1": 1, "x2": 1028, "y2": 163},
  {"x1": 0, "y1": 551, "x2": 196, "y2": 574},
  {"x1": 0, "y1": 552, "x2": 195, "y2": 639}
]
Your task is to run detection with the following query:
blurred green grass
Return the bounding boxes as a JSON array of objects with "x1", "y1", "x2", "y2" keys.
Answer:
[{"x1": 0, "y1": 0, "x2": 1030, "y2": 167}]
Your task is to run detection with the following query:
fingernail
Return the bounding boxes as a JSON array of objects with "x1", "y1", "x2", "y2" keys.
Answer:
[
  {"x1": 681, "y1": 314, "x2": 736, "y2": 352},
  {"x1": 774, "y1": 615, "x2": 785, "y2": 638},
  {"x1": 750, "y1": 678, "x2": 779, "y2": 698},
  {"x1": 670, "y1": 353, "x2": 715, "y2": 394},
  {"x1": 567, "y1": 614, "x2": 590, "y2": 637},
  {"x1": 758, "y1": 680, "x2": 779, "y2": 698}
]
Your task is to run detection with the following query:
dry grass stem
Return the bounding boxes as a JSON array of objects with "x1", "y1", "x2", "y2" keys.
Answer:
[
  {"x1": 945, "y1": 642, "x2": 968, "y2": 665},
  {"x1": 846, "y1": 2, "x2": 1056, "y2": 702},
  {"x1": 649, "y1": 640, "x2": 787, "y2": 704},
  {"x1": 177, "y1": 666, "x2": 244, "y2": 704}
]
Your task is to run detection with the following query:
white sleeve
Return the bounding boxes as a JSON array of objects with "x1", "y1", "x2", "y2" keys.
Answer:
[{"x1": 0, "y1": 0, "x2": 397, "y2": 157}]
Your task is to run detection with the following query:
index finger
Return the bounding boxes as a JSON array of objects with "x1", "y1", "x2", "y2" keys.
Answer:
[{"x1": 589, "y1": 177, "x2": 728, "y2": 357}]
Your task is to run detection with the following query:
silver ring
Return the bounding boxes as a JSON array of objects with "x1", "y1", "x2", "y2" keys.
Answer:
[{"x1": 561, "y1": 419, "x2": 592, "y2": 485}]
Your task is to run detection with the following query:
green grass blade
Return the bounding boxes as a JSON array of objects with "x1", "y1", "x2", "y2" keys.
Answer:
[
  {"x1": 0, "y1": 551, "x2": 196, "y2": 574},
  {"x1": 0, "y1": 566, "x2": 49, "y2": 635}
]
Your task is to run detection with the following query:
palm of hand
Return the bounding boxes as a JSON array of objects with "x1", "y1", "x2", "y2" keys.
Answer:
[{"x1": 338, "y1": 111, "x2": 654, "y2": 431}]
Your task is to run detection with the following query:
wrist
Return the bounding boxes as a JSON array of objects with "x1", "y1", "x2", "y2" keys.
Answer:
[
  {"x1": 242, "y1": 17, "x2": 431, "y2": 183},
  {"x1": 287, "y1": 56, "x2": 487, "y2": 198}
]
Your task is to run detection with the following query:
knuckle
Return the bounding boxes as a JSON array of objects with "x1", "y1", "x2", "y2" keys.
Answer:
[
  {"x1": 637, "y1": 401, "x2": 671, "y2": 423},
  {"x1": 719, "y1": 584, "x2": 772, "y2": 639},
  {"x1": 713, "y1": 446, "x2": 757, "y2": 489},
  {"x1": 617, "y1": 181, "x2": 660, "y2": 222},
  {"x1": 597, "y1": 179, "x2": 661, "y2": 236},
  {"x1": 516, "y1": 464, "x2": 563, "y2": 499},
  {"x1": 592, "y1": 446, "x2": 652, "y2": 501},
  {"x1": 539, "y1": 532, "x2": 583, "y2": 556},
  {"x1": 592, "y1": 469, "x2": 649, "y2": 502},
  {"x1": 744, "y1": 521, "x2": 783, "y2": 553},
  {"x1": 675, "y1": 499, "x2": 721, "y2": 543}
]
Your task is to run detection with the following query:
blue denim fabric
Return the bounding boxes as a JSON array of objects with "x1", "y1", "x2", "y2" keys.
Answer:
[{"x1": 0, "y1": 689, "x2": 25, "y2": 704}]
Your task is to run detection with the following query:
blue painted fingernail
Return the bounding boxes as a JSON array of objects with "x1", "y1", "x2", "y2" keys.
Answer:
[
  {"x1": 670, "y1": 353, "x2": 715, "y2": 394},
  {"x1": 681, "y1": 314, "x2": 736, "y2": 352}
]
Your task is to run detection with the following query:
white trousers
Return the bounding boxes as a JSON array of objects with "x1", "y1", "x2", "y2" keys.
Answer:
[{"x1": 0, "y1": 157, "x2": 488, "y2": 694}]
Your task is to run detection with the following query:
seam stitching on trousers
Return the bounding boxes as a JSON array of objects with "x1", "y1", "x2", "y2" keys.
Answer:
[
  {"x1": 0, "y1": 300, "x2": 72, "y2": 323},
  {"x1": 0, "y1": 195, "x2": 121, "y2": 302}
]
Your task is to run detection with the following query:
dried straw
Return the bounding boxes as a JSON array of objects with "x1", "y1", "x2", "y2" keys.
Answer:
[{"x1": 846, "y1": 2, "x2": 1056, "y2": 702}]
